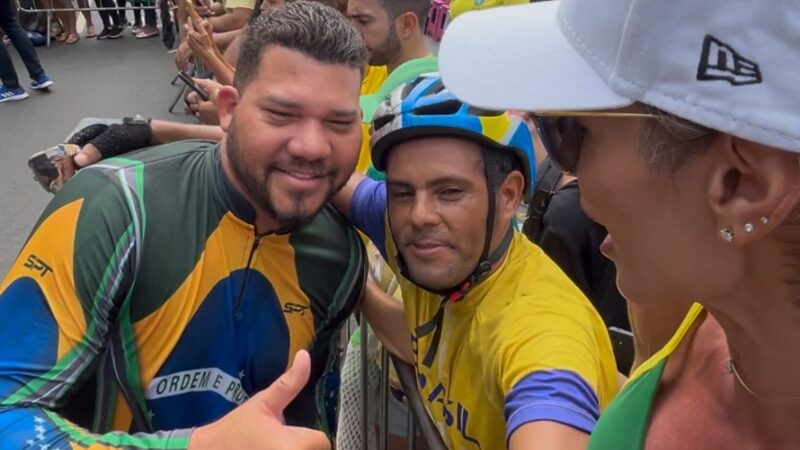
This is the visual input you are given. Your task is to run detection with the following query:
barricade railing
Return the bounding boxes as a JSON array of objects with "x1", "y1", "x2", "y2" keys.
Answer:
[
  {"x1": 346, "y1": 315, "x2": 446, "y2": 450},
  {"x1": 17, "y1": 0, "x2": 160, "y2": 47}
]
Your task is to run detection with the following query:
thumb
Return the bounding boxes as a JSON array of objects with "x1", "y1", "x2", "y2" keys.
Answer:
[{"x1": 256, "y1": 350, "x2": 312, "y2": 415}]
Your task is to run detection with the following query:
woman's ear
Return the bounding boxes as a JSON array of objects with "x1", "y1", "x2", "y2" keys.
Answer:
[
  {"x1": 216, "y1": 86, "x2": 240, "y2": 132},
  {"x1": 708, "y1": 135, "x2": 800, "y2": 244}
]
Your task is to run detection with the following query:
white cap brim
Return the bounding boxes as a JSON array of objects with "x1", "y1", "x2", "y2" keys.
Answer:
[{"x1": 439, "y1": 2, "x2": 632, "y2": 112}]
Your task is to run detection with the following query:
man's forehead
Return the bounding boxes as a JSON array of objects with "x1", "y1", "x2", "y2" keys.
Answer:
[
  {"x1": 255, "y1": 46, "x2": 361, "y2": 84},
  {"x1": 242, "y1": 48, "x2": 361, "y2": 108},
  {"x1": 347, "y1": 0, "x2": 381, "y2": 14}
]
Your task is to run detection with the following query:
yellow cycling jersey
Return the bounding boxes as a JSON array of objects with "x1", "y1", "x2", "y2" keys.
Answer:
[
  {"x1": 349, "y1": 178, "x2": 619, "y2": 449},
  {"x1": 358, "y1": 65, "x2": 388, "y2": 172}
]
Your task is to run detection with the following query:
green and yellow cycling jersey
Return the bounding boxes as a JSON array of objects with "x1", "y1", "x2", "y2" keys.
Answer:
[{"x1": 0, "y1": 140, "x2": 366, "y2": 449}]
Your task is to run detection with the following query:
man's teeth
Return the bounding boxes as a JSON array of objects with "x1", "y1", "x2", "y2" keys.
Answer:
[{"x1": 285, "y1": 170, "x2": 316, "y2": 179}]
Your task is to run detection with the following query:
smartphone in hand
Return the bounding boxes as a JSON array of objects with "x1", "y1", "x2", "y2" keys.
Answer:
[{"x1": 178, "y1": 72, "x2": 211, "y2": 102}]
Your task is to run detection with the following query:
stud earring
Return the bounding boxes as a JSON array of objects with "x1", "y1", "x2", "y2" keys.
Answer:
[
  {"x1": 760, "y1": 216, "x2": 769, "y2": 225},
  {"x1": 744, "y1": 223, "x2": 755, "y2": 234},
  {"x1": 720, "y1": 227, "x2": 734, "y2": 243}
]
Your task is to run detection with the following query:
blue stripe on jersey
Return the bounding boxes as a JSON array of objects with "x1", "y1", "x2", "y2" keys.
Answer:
[
  {"x1": 505, "y1": 369, "x2": 600, "y2": 441},
  {"x1": 0, "y1": 278, "x2": 58, "y2": 401}
]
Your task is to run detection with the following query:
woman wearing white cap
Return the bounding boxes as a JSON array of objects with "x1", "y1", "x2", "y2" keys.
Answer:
[{"x1": 438, "y1": 0, "x2": 800, "y2": 448}]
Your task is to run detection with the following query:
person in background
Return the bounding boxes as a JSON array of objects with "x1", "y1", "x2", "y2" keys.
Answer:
[
  {"x1": 0, "y1": 0, "x2": 52, "y2": 102},
  {"x1": 76, "y1": 0, "x2": 96, "y2": 38},
  {"x1": 133, "y1": 0, "x2": 158, "y2": 37},
  {"x1": 52, "y1": 0, "x2": 79, "y2": 43},
  {"x1": 95, "y1": 0, "x2": 125, "y2": 39},
  {"x1": 347, "y1": 0, "x2": 433, "y2": 172},
  {"x1": 175, "y1": 0, "x2": 255, "y2": 70}
]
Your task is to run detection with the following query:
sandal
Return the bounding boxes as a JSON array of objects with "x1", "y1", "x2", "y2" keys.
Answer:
[
  {"x1": 85, "y1": 25, "x2": 97, "y2": 38},
  {"x1": 55, "y1": 32, "x2": 68, "y2": 42},
  {"x1": 135, "y1": 28, "x2": 159, "y2": 39},
  {"x1": 66, "y1": 34, "x2": 80, "y2": 44}
]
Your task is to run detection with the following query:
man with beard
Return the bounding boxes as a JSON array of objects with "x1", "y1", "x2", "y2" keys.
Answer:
[
  {"x1": 347, "y1": 0, "x2": 436, "y2": 172},
  {"x1": 0, "y1": 3, "x2": 366, "y2": 449}
]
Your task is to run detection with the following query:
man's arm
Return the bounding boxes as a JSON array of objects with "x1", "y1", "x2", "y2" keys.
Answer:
[
  {"x1": 223, "y1": 33, "x2": 244, "y2": 68},
  {"x1": 509, "y1": 422, "x2": 589, "y2": 450},
  {"x1": 79, "y1": 120, "x2": 224, "y2": 164},
  {"x1": 150, "y1": 120, "x2": 224, "y2": 144},
  {"x1": 207, "y1": 7, "x2": 251, "y2": 32},
  {"x1": 333, "y1": 175, "x2": 414, "y2": 362},
  {"x1": 332, "y1": 171, "x2": 365, "y2": 222},
  {"x1": 212, "y1": 28, "x2": 243, "y2": 52},
  {"x1": 490, "y1": 290, "x2": 617, "y2": 449},
  {"x1": 0, "y1": 168, "x2": 193, "y2": 448},
  {"x1": 361, "y1": 280, "x2": 414, "y2": 363},
  {"x1": 332, "y1": 173, "x2": 388, "y2": 257}
]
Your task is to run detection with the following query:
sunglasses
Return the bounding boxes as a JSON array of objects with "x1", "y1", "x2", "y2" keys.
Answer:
[{"x1": 529, "y1": 111, "x2": 658, "y2": 174}]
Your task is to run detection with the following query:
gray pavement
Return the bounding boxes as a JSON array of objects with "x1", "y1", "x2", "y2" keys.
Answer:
[{"x1": 0, "y1": 32, "x2": 195, "y2": 277}]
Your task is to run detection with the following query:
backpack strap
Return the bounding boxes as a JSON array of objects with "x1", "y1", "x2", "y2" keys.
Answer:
[{"x1": 523, "y1": 158, "x2": 564, "y2": 242}]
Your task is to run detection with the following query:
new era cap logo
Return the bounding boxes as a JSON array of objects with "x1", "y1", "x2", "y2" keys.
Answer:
[{"x1": 697, "y1": 35, "x2": 762, "y2": 86}]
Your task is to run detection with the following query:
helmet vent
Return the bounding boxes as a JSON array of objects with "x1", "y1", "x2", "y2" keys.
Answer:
[
  {"x1": 372, "y1": 114, "x2": 395, "y2": 132},
  {"x1": 412, "y1": 99, "x2": 463, "y2": 116},
  {"x1": 466, "y1": 106, "x2": 504, "y2": 117}
]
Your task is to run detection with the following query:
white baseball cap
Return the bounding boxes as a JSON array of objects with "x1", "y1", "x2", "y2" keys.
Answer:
[{"x1": 439, "y1": 0, "x2": 800, "y2": 153}]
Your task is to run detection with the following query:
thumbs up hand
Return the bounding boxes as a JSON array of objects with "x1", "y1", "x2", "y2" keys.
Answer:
[{"x1": 188, "y1": 350, "x2": 330, "y2": 450}]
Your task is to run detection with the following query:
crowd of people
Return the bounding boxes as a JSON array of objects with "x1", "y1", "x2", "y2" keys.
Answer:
[{"x1": 0, "y1": 0, "x2": 798, "y2": 449}]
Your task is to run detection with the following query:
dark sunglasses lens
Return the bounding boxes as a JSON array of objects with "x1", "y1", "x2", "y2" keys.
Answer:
[{"x1": 534, "y1": 116, "x2": 582, "y2": 174}]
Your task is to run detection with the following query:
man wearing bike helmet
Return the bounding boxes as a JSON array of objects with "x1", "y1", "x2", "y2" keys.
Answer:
[{"x1": 334, "y1": 73, "x2": 618, "y2": 449}]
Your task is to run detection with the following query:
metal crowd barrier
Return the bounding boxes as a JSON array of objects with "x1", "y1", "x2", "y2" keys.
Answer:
[
  {"x1": 17, "y1": 0, "x2": 160, "y2": 48},
  {"x1": 348, "y1": 315, "x2": 447, "y2": 450}
]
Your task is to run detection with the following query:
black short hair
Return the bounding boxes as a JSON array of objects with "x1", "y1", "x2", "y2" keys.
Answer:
[
  {"x1": 378, "y1": 0, "x2": 430, "y2": 30},
  {"x1": 482, "y1": 146, "x2": 523, "y2": 192},
  {"x1": 234, "y1": 1, "x2": 367, "y2": 92}
]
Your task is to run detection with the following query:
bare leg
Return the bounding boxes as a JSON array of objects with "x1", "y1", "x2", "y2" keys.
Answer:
[
  {"x1": 63, "y1": 3, "x2": 78, "y2": 43},
  {"x1": 77, "y1": 0, "x2": 96, "y2": 36}
]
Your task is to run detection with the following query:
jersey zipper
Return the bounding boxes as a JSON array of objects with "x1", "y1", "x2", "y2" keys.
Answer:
[{"x1": 235, "y1": 234, "x2": 264, "y2": 317}]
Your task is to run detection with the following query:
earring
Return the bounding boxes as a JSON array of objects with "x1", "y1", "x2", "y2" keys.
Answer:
[
  {"x1": 760, "y1": 216, "x2": 769, "y2": 225},
  {"x1": 744, "y1": 223, "x2": 755, "y2": 234},
  {"x1": 720, "y1": 227, "x2": 734, "y2": 243}
]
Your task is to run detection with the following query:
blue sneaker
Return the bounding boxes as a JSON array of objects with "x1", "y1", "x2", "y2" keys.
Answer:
[
  {"x1": 30, "y1": 74, "x2": 53, "y2": 90},
  {"x1": 0, "y1": 85, "x2": 28, "y2": 103}
]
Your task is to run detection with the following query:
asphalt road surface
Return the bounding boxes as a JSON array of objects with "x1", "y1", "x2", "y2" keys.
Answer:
[{"x1": 0, "y1": 30, "x2": 194, "y2": 277}]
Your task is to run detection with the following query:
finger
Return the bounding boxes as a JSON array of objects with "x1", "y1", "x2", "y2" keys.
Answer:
[
  {"x1": 255, "y1": 350, "x2": 312, "y2": 414},
  {"x1": 193, "y1": 78, "x2": 210, "y2": 89},
  {"x1": 284, "y1": 427, "x2": 331, "y2": 450},
  {"x1": 74, "y1": 144, "x2": 102, "y2": 167}
]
